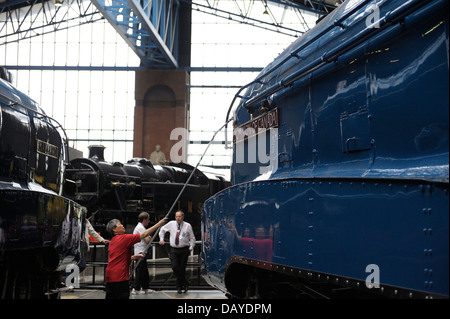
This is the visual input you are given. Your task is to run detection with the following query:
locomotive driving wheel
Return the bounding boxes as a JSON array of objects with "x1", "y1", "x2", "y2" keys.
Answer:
[{"x1": 0, "y1": 249, "x2": 60, "y2": 299}]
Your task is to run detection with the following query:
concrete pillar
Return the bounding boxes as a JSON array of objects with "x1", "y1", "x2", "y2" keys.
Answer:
[{"x1": 133, "y1": 69, "x2": 190, "y2": 163}]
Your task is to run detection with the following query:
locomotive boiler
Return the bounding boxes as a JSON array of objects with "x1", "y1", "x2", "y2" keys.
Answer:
[
  {"x1": 201, "y1": 0, "x2": 449, "y2": 299},
  {"x1": 64, "y1": 145, "x2": 230, "y2": 240},
  {"x1": 0, "y1": 68, "x2": 85, "y2": 299}
]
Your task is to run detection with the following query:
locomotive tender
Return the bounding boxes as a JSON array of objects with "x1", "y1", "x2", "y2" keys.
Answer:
[
  {"x1": 201, "y1": 0, "x2": 449, "y2": 298},
  {"x1": 0, "y1": 69, "x2": 85, "y2": 299}
]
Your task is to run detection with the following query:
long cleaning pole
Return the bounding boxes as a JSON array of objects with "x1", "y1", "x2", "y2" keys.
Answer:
[{"x1": 130, "y1": 118, "x2": 233, "y2": 276}]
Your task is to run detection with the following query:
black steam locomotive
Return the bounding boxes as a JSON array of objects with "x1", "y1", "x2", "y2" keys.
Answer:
[
  {"x1": 0, "y1": 68, "x2": 86, "y2": 299},
  {"x1": 64, "y1": 145, "x2": 230, "y2": 241},
  {"x1": 0, "y1": 65, "x2": 229, "y2": 298}
]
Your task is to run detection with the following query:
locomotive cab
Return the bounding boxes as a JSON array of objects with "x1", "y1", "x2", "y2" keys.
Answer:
[{"x1": 1, "y1": 72, "x2": 85, "y2": 299}]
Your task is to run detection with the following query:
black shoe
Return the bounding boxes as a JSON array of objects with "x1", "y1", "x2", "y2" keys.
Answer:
[
  {"x1": 177, "y1": 287, "x2": 182, "y2": 294},
  {"x1": 183, "y1": 284, "x2": 189, "y2": 293}
]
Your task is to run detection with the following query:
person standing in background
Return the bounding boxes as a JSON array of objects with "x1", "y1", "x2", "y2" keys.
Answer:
[
  {"x1": 131, "y1": 212, "x2": 154, "y2": 295},
  {"x1": 158, "y1": 211, "x2": 195, "y2": 293},
  {"x1": 79, "y1": 217, "x2": 109, "y2": 273}
]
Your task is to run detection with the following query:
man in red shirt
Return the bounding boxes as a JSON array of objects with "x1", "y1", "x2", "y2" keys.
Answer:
[{"x1": 104, "y1": 217, "x2": 167, "y2": 299}]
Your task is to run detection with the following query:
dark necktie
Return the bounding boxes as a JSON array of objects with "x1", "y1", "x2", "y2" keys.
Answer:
[{"x1": 175, "y1": 223, "x2": 180, "y2": 246}]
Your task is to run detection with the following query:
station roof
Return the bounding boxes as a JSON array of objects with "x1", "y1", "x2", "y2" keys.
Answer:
[
  {"x1": 1, "y1": 0, "x2": 342, "y2": 68},
  {"x1": 0, "y1": 0, "x2": 341, "y2": 13}
]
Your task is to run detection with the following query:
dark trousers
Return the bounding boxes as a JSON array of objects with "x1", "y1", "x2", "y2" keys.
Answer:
[
  {"x1": 133, "y1": 258, "x2": 149, "y2": 290},
  {"x1": 105, "y1": 281, "x2": 129, "y2": 299},
  {"x1": 170, "y1": 246, "x2": 189, "y2": 289}
]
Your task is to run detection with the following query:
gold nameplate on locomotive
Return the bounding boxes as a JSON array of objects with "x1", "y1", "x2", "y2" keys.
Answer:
[
  {"x1": 37, "y1": 139, "x2": 59, "y2": 159},
  {"x1": 233, "y1": 108, "x2": 280, "y2": 143}
]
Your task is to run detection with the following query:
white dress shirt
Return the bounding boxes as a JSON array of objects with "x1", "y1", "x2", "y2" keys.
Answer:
[
  {"x1": 159, "y1": 220, "x2": 195, "y2": 250},
  {"x1": 133, "y1": 222, "x2": 147, "y2": 254}
]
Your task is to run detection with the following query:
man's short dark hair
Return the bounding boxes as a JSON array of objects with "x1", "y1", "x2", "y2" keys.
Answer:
[{"x1": 138, "y1": 212, "x2": 150, "y2": 222}]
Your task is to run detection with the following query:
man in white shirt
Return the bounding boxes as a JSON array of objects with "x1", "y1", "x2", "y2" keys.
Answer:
[
  {"x1": 159, "y1": 210, "x2": 195, "y2": 293},
  {"x1": 132, "y1": 212, "x2": 153, "y2": 295}
]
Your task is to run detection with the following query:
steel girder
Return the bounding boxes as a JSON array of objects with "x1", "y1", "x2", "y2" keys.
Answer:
[
  {"x1": 1, "y1": 0, "x2": 341, "y2": 69},
  {"x1": 90, "y1": 0, "x2": 179, "y2": 69},
  {"x1": 0, "y1": 0, "x2": 103, "y2": 44},
  {"x1": 273, "y1": 0, "x2": 342, "y2": 15}
]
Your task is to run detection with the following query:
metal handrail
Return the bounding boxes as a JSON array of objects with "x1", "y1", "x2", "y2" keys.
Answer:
[{"x1": 81, "y1": 241, "x2": 206, "y2": 288}]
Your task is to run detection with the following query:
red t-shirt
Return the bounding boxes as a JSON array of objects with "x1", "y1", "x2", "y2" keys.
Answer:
[{"x1": 105, "y1": 233, "x2": 141, "y2": 283}]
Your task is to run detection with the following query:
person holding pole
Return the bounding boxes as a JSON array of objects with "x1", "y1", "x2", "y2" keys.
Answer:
[
  {"x1": 104, "y1": 217, "x2": 167, "y2": 299},
  {"x1": 131, "y1": 212, "x2": 154, "y2": 295},
  {"x1": 159, "y1": 211, "x2": 195, "y2": 294}
]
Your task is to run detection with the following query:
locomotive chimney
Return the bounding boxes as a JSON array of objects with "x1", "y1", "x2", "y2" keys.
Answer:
[{"x1": 88, "y1": 145, "x2": 106, "y2": 161}]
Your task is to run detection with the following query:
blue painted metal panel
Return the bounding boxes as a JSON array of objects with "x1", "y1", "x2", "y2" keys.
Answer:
[
  {"x1": 203, "y1": 179, "x2": 448, "y2": 296},
  {"x1": 202, "y1": 0, "x2": 449, "y2": 298}
]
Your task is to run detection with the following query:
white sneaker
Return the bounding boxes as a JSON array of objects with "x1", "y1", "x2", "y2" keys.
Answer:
[
  {"x1": 131, "y1": 288, "x2": 145, "y2": 295},
  {"x1": 145, "y1": 289, "x2": 154, "y2": 294}
]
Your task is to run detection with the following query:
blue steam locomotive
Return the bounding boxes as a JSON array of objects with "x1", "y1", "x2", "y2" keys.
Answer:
[
  {"x1": 0, "y1": 68, "x2": 85, "y2": 299},
  {"x1": 201, "y1": 0, "x2": 449, "y2": 298}
]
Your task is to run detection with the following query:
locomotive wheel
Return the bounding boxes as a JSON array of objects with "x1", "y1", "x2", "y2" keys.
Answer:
[
  {"x1": 11, "y1": 266, "x2": 32, "y2": 299},
  {"x1": 244, "y1": 272, "x2": 260, "y2": 299},
  {"x1": 1, "y1": 251, "x2": 35, "y2": 299},
  {"x1": 0, "y1": 249, "x2": 60, "y2": 299}
]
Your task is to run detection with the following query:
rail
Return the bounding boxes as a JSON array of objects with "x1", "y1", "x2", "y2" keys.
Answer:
[{"x1": 79, "y1": 240, "x2": 211, "y2": 290}]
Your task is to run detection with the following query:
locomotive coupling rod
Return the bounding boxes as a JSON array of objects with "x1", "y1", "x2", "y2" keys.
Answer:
[{"x1": 130, "y1": 118, "x2": 233, "y2": 277}]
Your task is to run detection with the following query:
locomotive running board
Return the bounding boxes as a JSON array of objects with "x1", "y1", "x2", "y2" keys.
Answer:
[{"x1": 225, "y1": 256, "x2": 448, "y2": 299}]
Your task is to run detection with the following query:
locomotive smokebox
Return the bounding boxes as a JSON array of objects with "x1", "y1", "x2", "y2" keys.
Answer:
[{"x1": 88, "y1": 145, "x2": 105, "y2": 161}]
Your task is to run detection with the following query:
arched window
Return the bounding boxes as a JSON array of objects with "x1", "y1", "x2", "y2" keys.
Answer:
[{"x1": 143, "y1": 85, "x2": 176, "y2": 109}]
